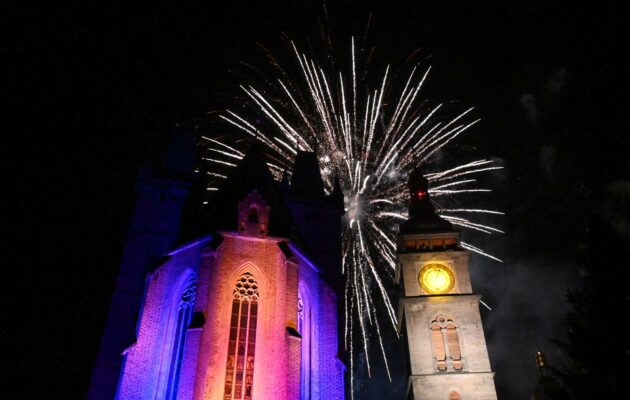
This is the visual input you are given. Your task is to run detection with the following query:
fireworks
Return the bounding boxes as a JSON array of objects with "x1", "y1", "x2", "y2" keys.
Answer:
[{"x1": 203, "y1": 38, "x2": 502, "y2": 392}]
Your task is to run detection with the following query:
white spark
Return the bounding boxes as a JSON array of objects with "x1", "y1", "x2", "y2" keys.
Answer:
[{"x1": 202, "y1": 40, "x2": 503, "y2": 387}]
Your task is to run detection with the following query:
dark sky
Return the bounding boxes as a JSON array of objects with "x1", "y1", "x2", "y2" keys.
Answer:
[{"x1": 8, "y1": 1, "x2": 630, "y2": 398}]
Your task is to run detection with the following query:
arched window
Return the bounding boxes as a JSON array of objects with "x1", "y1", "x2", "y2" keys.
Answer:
[
  {"x1": 247, "y1": 207, "x2": 258, "y2": 223},
  {"x1": 430, "y1": 321, "x2": 447, "y2": 371},
  {"x1": 445, "y1": 322, "x2": 462, "y2": 370},
  {"x1": 429, "y1": 315, "x2": 463, "y2": 372},
  {"x1": 298, "y1": 292, "x2": 312, "y2": 400},
  {"x1": 297, "y1": 293, "x2": 304, "y2": 333},
  {"x1": 165, "y1": 278, "x2": 197, "y2": 400},
  {"x1": 224, "y1": 273, "x2": 260, "y2": 400}
]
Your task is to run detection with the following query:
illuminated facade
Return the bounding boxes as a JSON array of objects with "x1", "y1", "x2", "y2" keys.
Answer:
[
  {"x1": 89, "y1": 142, "x2": 345, "y2": 400},
  {"x1": 396, "y1": 170, "x2": 497, "y2": 400}
]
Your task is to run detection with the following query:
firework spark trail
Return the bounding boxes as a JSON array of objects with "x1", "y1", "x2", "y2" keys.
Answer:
[
  {"x1": 441, "y1": 215, "x2": 505, "y2": 234},
  {"x1": 205, "y1": 39, "x2": 503, "y2": 388},
  {"x1": 461, "y1": 241, "x2": 503, "y2": 262}
]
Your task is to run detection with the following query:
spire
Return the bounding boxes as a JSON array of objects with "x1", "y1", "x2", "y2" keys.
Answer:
[
  {"x1": 328, "y1": 173, "x2": 345, "y2": 210},
  {"x1": 199, "y1": 142, "x2": 296, "y2": 238},
  {"x1": 399, "y1": 168, "x2": 452, "y2": 234},
  {"x1": 290, "y1": 151, "x2": 325, "y2": 199},
  {"x1": 161, "y1": 122, "x2": 196, "y2": 181},
  {"x1": 213, "y1": 142, "x2": 276, "y2": 205}
]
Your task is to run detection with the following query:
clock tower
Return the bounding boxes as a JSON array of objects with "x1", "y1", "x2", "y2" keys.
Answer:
[{"x1": 396, "y1": 169, "x2": 497, "y2": 400}]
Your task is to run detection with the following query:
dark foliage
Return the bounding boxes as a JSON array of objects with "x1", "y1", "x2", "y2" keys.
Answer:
[{"x1": 556, "y1": 213, "x2": 630, "y2": 398}]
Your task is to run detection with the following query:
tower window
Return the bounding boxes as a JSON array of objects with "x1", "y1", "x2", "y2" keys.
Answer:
[
  {"x1": 431, "y1": 238, "x2": 444, "y2": 249},
  {"x1": 248, "y1": 207, "x2": 258, "y2": 224},
  {"x1": 429, "y1": 315, "x2": 463, "y2": 372},
  {"x1": 224, "y1": 273, "x2": 260, "y2": 400},
  {"x1": 445, "y1": 322, "x2": 463, "y2": 370},
  {"x1": 403, "y1": 239, "x2": 431, "y2": 251},
  {"x1": 237, "y1": 191, "x2": 270, "y2": 237},
  {"x1": 444, "y1": 238, "x2": 457, "y2": 248},
  {"x1": 430, "y1": 321, "x2": 447, "y2": 371},
  {"x1": 298, "y1": 291, "x2": 312, "y2": 400}
]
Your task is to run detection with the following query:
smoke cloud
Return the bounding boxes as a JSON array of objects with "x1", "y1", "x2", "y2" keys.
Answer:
[
  {"x1": 520, "y1": 93, "x2": 540, "y2": 126},
  {"x1": 520, "y1": 68, "x2": 568, "y2": 127},
  {"x1": 470, "y1": 254, "x2": 579, "y2": 398},
  {"x1": 601, "y1": 180, "x2": 630, "y2": 241}
]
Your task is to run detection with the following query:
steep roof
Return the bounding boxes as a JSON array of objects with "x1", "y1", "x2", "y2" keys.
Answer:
[
  {"x1": 290, "y1": 151, "x2": 326, "y2": 199},
  {"x1": 187, "y1": 144, "x2": 343, "y2": 288},
  {"x1": 200, "y1": 143, "x2": 299, "y2": 239},
  {"x1": 399, "y1": 168, "x2": 453, "y2": 234}
]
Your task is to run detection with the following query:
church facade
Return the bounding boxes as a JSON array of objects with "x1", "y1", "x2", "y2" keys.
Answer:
[
  {"x1": 112, "y1": 191, "x2": 344, "y2": 400},
  {"x1": 89, "y1": 142, "x2": 346, "y2": 400}
]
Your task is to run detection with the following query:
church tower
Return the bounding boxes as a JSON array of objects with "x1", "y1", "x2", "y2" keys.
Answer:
[
  {"x1": 396, "y1": 169, "x2": 497, "y2": 400},
  {"x1": 89, "y1": 127, "x2": 195, "y2": 400}
]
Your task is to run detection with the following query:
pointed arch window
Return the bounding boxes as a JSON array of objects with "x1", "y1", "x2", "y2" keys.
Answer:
[
  {"x1": 298, "y1": 292, "x2": 312, "y2": 400},
  {"x1": 429, "y1": 315, "x2": 463, "y2": 371},
  {"x1": 224, "y1": 273, "x2": 260, "y2": 400},
  {"x1": 165, "y1": 278, "x2": 197, "y2": 400}
]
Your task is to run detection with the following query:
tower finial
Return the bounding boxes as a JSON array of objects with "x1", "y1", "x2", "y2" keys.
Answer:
[
  {"x1": 408, "y1": 168, "x2": 432, "y2": 207},
  {"x1": 400, "y1": 168, "x2": 452, "y2": 233}
]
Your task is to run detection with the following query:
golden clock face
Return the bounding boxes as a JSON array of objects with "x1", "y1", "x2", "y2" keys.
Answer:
[{"x1": 418, "y1": 263, "x2": 455, "y2": 294}]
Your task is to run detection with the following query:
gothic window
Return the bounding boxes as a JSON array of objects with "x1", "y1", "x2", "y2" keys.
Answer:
[
  {"x1": 298, "y1": 292, "x2": 312, "y2": 400},
  {"x1": 224, "y1": 273, "x2": 260, "y2": 400},
  {"x1": 429, "y1": 315, "x2": 463, "y2": 372},
  {"x1": 297, "y1": 294, "x2": 304, "y2": 333},
  {"x1": 165, "y1": 278, "x2": 197, "y2": 400}
]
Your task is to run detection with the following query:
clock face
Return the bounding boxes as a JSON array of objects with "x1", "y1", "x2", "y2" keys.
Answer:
[{"x1": 418, "y1": 263, "x2": 455, "y2": 294}]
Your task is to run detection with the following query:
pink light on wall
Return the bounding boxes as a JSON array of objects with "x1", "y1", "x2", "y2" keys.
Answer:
[{"x1": 114, "y1": 233, "x2": 343, "y2": 400}]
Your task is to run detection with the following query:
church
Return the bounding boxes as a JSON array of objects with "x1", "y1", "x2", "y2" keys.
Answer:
[{"x1": 88, "y1": 131, "x2": 497, "y2": 399}]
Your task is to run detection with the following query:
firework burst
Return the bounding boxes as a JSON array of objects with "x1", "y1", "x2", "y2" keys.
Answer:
[{"x1": 203, "y1": 38, "x2": 502, "y2": 393}]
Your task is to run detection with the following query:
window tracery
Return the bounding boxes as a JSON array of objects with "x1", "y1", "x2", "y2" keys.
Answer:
[{"x1": 224, "y1": 273, "x2": 260, "y2": 400}]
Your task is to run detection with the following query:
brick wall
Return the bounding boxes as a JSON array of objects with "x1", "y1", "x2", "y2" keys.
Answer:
[{"x1": 115, "y1": 232, "x2": 344, "y2": 400}]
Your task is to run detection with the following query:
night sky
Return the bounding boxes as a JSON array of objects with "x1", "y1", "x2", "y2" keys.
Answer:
[{"x1": 8, "y1": 1, "x2": 630, "y2": 398}]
